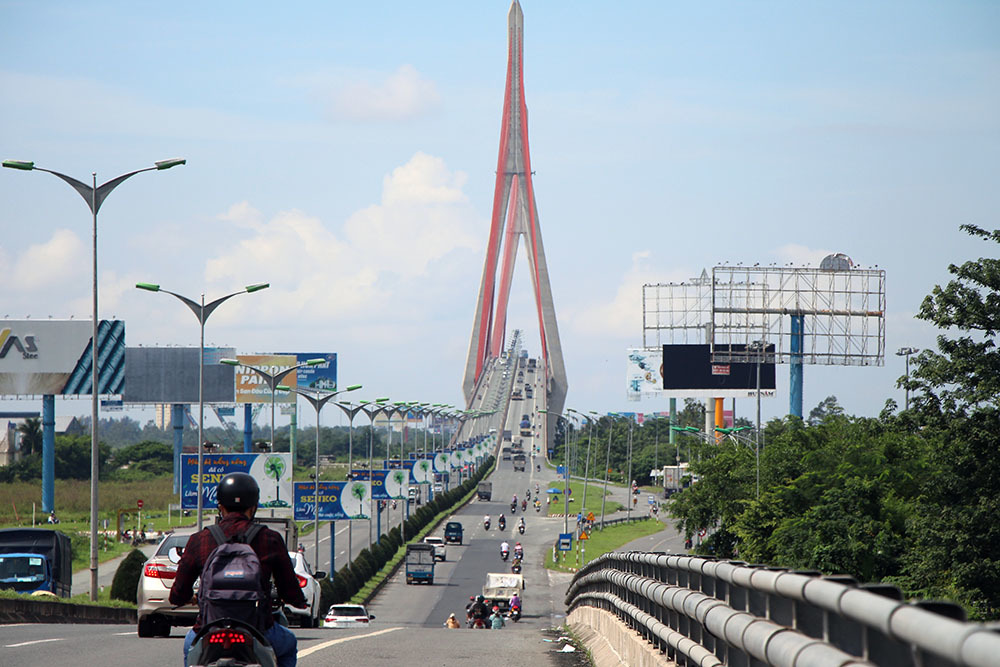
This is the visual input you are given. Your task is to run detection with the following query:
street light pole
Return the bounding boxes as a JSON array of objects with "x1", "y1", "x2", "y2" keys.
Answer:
[
  {"x1": 896, "y1": 347, "x2": 919, "y2": 411},
  {"x1": 600, "y1": 414, "x2": 619, "y2": 529},
  {"x1": 5, "y1": 157, "x2": 185, "y2": 601},
  {"x1": 280, "y1": 384, "x2": 361, "y2": 571},
  {"x1": 332, "y1": 400, "x2": 365, "y2": 560},
  {"x1": 358, "y1": 399, "x2": 390, "y2": 547},
  {"x1": 136, "y1": 282, "x2": 269, "y2": 530}
]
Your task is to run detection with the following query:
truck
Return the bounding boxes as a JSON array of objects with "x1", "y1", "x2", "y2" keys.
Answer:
[
  {"x1": 501, "y1": 446, "x2": 512, "y2": 461},
  {"x1": 482, "y1": 572, "x2": 524, "y2": 612},
  {"x1": 0, "y1": 528, "x2": 72, "y2": 597},
  {"x1": 477, "y1": 481, "x2": 492, "y2": 501},
  {"x1": 662, "y1": 463, "x2": 690, "y2": 496},
  {"x1": 512, "y1": 453, "x2": 527, "y2": 472},
  {"x1": 519, "y1": 415, "x2": 532, "y2": 437},
  {"x1": 405, "y1": 543, "x2": 435, "y2": 584},
  {"x1": 444, "y1": 521, "x2": 463, "y2": 544},
  {"x1": 503, "y1": 430, "x2": 512, "y2": 442},
  {"x1": 255, "y1": 516, "x2": 298, "y2": 550}
]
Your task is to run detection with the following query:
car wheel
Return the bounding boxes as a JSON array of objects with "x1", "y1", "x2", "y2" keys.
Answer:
[
  {"x1": 155, "y1": 616, "x2": 172, "y2": 637},
  {"x1": 137, "y1": 616, "x2": 155, "y2": 638}
]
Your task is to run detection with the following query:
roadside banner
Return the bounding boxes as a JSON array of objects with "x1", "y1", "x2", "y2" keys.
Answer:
[
  {"x1": 433, "y1": 452, "x2": 450, "y2": 473},
  {"x1": 352, "y1": 470, "x2": 389, "y2": 500},
  {"x1": 293, "y1": 481, "x2": 371, "y2": 520},
  {"x1": 449, "y1": 450, "x2": 462, "y2": 469},
  {"x1": 405, "y1": 458, "x2": 434, "y2": 484},
  {"x1": 182, "y1": 453, "x2": 291, "y2": 510}
]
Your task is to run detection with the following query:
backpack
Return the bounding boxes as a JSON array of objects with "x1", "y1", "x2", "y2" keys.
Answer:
[{"x1": 199, "y1": 523, "x2": 268, "y2": 632}]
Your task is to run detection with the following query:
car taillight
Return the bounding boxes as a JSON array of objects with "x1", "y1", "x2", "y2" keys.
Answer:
[
  {"x1": 359, "y1": 617, "x2": 369, "y2": 622},
  {"x1": 144, "y1": 563, "x2": 176, "y2": 579},
  {"x1": 297, "y1": 574, "x2": 308, "y2": 588},
  {"x1": 207, "y1": 630, "x2": 249, "y2": 650}
]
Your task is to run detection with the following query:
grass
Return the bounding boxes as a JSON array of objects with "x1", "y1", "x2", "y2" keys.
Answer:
[
  {"x1": 544, "y1": 517, "x2": 664, "y2": 573},
  {"x1": 542, "y1": 480, "x2": 624, "y2": 516},
  {"x1": 0, "y1": 587, "x2": 135, "y2": 608}
]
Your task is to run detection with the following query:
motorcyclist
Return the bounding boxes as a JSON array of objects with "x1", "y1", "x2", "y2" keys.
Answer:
[
  {"x1": 517, "y1": 517, "x2": 525, "y2": 534},
  {"x1": 535, "y1": 483, "x2": 540, "y2": 496},
  {"x1": 526, "y1": 489, "x2": 531, "y2": 501},
  {"x1": 468, "y1": 595, "x2": 489, "y2": 628},
  {"x1": 498, "y1": 513, "x2": 506, "y2": 530},
  {"x1": 500, "y1": 540, "x2": 510, "y2": 560},
  {"x1": 483, "y1": 514, "x2": 491, "y2": 530},
  {"x1": 510, "y1": 592, "x2": 522, "y2": 612},
  {"x1": 521, "y1": 499, "x2": 527, "y2": 512},
  {"x1": 170, "y1": 472, "x2": 307, "y2": 667}
]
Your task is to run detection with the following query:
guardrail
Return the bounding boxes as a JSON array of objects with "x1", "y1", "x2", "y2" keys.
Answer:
[{"x1": 565, "y1": 552, "x2": 1000, "y2": 667}]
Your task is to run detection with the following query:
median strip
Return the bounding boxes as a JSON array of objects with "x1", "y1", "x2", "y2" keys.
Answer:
[{"x1": 297, "y1": 626, "x2": 402, "y2": 658}]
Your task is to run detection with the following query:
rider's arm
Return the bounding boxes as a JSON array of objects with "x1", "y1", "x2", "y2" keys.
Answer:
[
  {"x1": 261, "y1": 529, "x2": 309, "y2": 610},
  {"x1": 169, "y1": 531, "x2": 208, "y2": 606}
]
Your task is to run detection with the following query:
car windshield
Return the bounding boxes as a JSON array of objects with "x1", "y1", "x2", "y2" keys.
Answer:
[
  {"x1": 155, "y1": 533, "x2": 191, "y2": 557},
  {"x1": 0, "y1": 555, "x2": 45, "y2": 581},
  {"x1": 329, "y1": 606, "x2": 366, "y2": 617}
]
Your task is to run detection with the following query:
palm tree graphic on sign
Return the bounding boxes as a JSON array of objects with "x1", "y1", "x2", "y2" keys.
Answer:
[
  {"x1": 350, "y1": 482, "x2": 367, "y2": 518},
  {"x1": 392, "y1": 470, "x2": 405, "y2": 496},
  {"x1": 418, "y1": 460, "x2": 430, "y2": 480}
]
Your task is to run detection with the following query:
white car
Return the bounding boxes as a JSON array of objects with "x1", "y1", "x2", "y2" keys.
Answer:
[
  {"x1": 423, "y1": 536, "x2": 446, "y2": 562},
  {"x1": 283, "y1": 551, "x2": 327, "y2": 628},
  {"x1": 324, "y1": 604, "x2": 375, "y2": 628}
]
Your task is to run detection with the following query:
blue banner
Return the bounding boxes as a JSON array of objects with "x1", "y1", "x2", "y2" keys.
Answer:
[
  {"x1": 352, "y1": 470, "x2": 395, "y2": 500},
  {"x1": 279, "y1": 352, "x2": 337, "y2": 391},
  {"x1": 181, "y1": 453, "x2": 292, "y2": 510},
  {"x1": 294, "y1": 481, "x2": 348, "y2": 521}
]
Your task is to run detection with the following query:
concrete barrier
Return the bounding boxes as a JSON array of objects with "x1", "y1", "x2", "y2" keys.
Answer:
[
  {"x1": 0, "y1": 597, "x2": 136, "y2": 625},
  {"x1": 569, "y1": 605, "x2": 676, "y2": 667}
]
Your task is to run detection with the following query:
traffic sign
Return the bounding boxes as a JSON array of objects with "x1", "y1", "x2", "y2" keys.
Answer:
[
  {"x1": 137, "y1": 499, "x2": 143, "y2": 509},
  {"x1": 579, "y1": 531, "x2": 589, "y2": 540},
  {"x1": 586, "y1": 512, "x2": 595, "y2": 522},
  {"x1": 558, "y1": 532, "x2": 573, "y2": 551}
]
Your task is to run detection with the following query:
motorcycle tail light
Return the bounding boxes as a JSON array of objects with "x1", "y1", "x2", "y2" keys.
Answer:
[
  {"x1": 208, "y1": 630, "x2": 249, "y2": 650},
  {"x1": 297, "y1": 574, "x2": 308, "y2": 588}
]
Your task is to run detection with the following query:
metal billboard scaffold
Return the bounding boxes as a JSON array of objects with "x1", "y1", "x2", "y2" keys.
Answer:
[{"x1": 642, "y1": 270, "x2": 714, "y2": 349}]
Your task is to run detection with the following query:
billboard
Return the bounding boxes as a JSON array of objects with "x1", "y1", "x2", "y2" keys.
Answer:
[
  {"x1": 181, "y1": 453, "x2": 292, "y2": 510},
  {"x1": 662, "y1": 344, "x2": 776, "y2": 398},
  {"x1": 405, "y1": 457, "x2": 434, "y2": 484},
  {"x1": 433, "y1": 452, "x2": 450, "y2": 473},
  {"x1": 123, "y1": 347, "x2": 235, "y2": 404},
  {"x1": 234, "y1": 355, "x2": 297, "y2": 404},
  {"x1": 0, "y1": 320, "x2": 124, "y2": 396},
  {"x1": 293, "y1": 480, "x2": 371, "y2": 521},
  {"x1": 626, "y1": 348, "x2": 664, "y2": 401},
  {"x1": 350, "y1": 469, "x2": 406, "y2": 500},
  {"x1": 278, "y1": 353, "x2": 337, "y2": 391}
]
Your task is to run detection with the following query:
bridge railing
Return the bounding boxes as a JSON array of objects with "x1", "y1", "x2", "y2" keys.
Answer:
[{"x1": 565, "y1": 551, "x2": 1000, "y2": 667}]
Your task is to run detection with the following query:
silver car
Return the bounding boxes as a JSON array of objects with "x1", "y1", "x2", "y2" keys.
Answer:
[
  {"x1": 136, "y1": 533, "x2": 196, "y2": 637},
  {"x1": 283, "y1": 551, "x2": 327, "y2": 628}
]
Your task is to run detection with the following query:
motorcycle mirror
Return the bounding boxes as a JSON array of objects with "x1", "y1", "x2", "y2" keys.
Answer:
[
  {"x1": 313, "y1": 571, "x2": 327, "y2": 581},
  {"x1": 167, "y1": 547, "x2": 183, "y2": 564}
]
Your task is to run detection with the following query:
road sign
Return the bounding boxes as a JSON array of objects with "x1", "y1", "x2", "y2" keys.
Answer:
[
  {"x1": 579, "y1": 531, "x2": 589, "y2": 540},
  {"x1": 586, "y1": 512, "x2": 595, "y2": 522},
  {"x1": 137, "y1": 499, "x2": 143, "y2": 509},
  {"x1": 558, "y1": 532, "x2": 573, "y2": 551}
]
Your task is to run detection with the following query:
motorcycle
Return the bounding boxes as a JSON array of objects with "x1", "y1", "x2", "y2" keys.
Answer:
[
  {"x1": 484, "y1": 519, "x2": 491, "y2": 531},
  {"x1": 526, "y1": 490, "x2": 531, "y2": 501},
  {"x1": 501, "y1": 548, "x2": 509, "y2": 561},
  {"x1": 186, "y1": 618, "x2": 276, "y2": 667},
  {"x1": 534, "y1": 502, "x2": 541, "y2": 513},
  {"x1": 511, "y1": 560, "x2": 522, "y2": 574},
  {"x1": 521, "y1": 500, "x2": 527, "y2": 512},
  {"x1": 509, "y1": 604, "x2": 521, "y2": 623},
  {"x1": 510, "y1": 501, "x2": 517, "y2": 514},
  {"x1": 498, "y1": 517, "x2": 506, "y2": 531},
  {"x1": 518, "y1": 523, "x2": 525, "y2": 535}
]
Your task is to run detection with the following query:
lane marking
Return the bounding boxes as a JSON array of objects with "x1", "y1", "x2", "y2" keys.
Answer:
[
  {"x1": 5, "y1": 638, "x2": 65, "y2": 648},
  {"x1": 114, "y1": 631, "x2": 134, "y2": 636},
  {"x1": 298, "y1": 626, "x2": 402, "y2": 657}
]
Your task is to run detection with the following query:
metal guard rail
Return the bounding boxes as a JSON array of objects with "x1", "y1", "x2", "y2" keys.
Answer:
[{"x1": 565, "y1": 552, "x2": 1000, "y2": 667}]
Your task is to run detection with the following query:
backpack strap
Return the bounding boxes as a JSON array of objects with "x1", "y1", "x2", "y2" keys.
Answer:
[
  {"x1": 206, "y1": 522, "x2": 264, "y2": 546},
  {"x1": 207, "y1": 524, "x2": 227, "y2": 547},
  {"x1": 242, "y1": 522, "x2": 264, "y2": 546}
]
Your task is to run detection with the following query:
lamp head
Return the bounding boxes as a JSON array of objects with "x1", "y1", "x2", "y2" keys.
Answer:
[
  {"x1": 245, "y1": 282, "x2": 269, "y2": 293},
  {"x1": 155, "y1": 158, "x2": 186, "y2": 170},
  {"x1": 2, "y1": 160, "x2": 34, "y2": 171},
  {"x1": 135, "y1": 283, "x2": 160, "y2": 292}
]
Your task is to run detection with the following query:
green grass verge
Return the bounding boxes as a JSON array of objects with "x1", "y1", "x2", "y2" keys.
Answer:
[
  {"x1": 544, "y1": 518, "x2": 664, "y2": 573},
  {"x1": 349, "y1": 463, "x2": 495, "y2": 604},
  {"x1": 541, "y1": 480, "x2": 624, "y2": 516},
  {"x1": 0, "y1": 587, "x2": 135, "y2": 608}
]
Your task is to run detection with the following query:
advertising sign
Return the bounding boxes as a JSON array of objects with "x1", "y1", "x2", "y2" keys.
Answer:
[
  {"x1": 279, "y1": 352, "x2": 337, "y2": 391},
  {"x1": 124, "y1": 346, "x2": 234, "y2": 404},
  {"x1": 433, "y1": 452, "x2": 450, "y2": 473},
  {"x1": 405, "y1": 458, "x2": 434, "y2": 484},
  {"x1": 181, "y1": 453, "x2": 292, "y2": 510},
  {"x1": 293, "y1": 480, "x2": 372, "y2": 521},
  {"x1": 626, "y1": 347, "x2": 663, "y2": 402},
  {"x1": 662, "y1": 344, "x2": 776, "y2": 398},
  {"x1": 449, "y1": 450, "x2": 462, "y2": 469},
  {"x1": 234, "y1": 355, "x2": 296, "y2": 404},
  {"x1": 462, "y1": 448, "x2": 474, "y2": 463},
  {"x1": 351, "y1": 470, "x2": 403, "y2": 500},
  {"x1": 0, "y1": 320, "x2": 125, "y2": 396}
]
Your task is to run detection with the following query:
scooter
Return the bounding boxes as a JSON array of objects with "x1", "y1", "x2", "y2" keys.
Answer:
[
  {"x1": 484, "y1": 519, "x2": 491, "y2": 531},
  {"x1": 511, "y1": 560, "x2": 522, "y2": 574},
  {"x1": 534, "y1": 502, "x2": 541, "y2": 513},
  {"x1": 186, "y1": 618, "x2": 276, "y2": 667},
  {"x1": 509, "y1": 604, "x2": 521, "y2": 623},
  {"x1": 510, "y1": 501, "x2": 517, "y2": 514},
  {"x1": 501, "y1": 548, "x2": 509, "y2": 561},
  {"x1": 518, "y1": 523, "x2": 525, "y2": 535},
  {"x1": 521, "y1": 500, "x2": 527, "y2": 512},
  {"x1": 498, "y1": 518, "x2": 506, "y2": 531}
]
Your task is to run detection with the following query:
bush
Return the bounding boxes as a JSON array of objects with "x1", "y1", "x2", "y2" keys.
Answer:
[
  {"x1": 388, "y1": 527, "x2": 402, "y2": 549},
  {"x1": 110, "y1": 548, "x2": 148, "y2": 603},
  {"x1": 357, "y1": 548, "x2": 377, "y2": 576},
  {"x1": 338, "y1": 565, "x2": 358, "y2": 599},
  {"x1": 349, "y1": 558, "x2": 370, "y2": 584},
  {"x1": 318, "y1": 576, "x2": 336, "y2": 612}
]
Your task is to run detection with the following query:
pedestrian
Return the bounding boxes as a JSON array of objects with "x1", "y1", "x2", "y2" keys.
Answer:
[{"x1": 444, "y1": 613, "x2": 461, "y2": 629}]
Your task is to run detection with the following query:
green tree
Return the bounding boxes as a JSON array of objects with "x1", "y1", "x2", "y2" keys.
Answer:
[
  {"x1": 893, "y1": 224, "x2": 1000, "y2": 619},
  {"x1": 807, "y1": 396, "x2": 844, "y2": 426},
  {"x1": 16, "y1": 417, "x2": 42, "y2": 456}
]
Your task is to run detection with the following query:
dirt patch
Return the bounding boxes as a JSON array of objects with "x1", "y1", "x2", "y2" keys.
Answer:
[{"x1": 542, "y1": 626, "x2": 592, "y2": 667}]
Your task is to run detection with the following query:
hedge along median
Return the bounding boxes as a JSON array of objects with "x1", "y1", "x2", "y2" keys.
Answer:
[{"x1": 316, "y1": 455, "x2": 496, "y2": 610}]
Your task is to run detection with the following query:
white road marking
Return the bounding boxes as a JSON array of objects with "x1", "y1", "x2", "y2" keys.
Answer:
[
  {"x1": 5, "y1": 638, "x2": 65, "y2": 648},
  {"x1": 113, "y1": 632, "x2": 134, "y2": 636},
  {"x1": 297, "y1": 626, "x2": 402, "y2": 657}
]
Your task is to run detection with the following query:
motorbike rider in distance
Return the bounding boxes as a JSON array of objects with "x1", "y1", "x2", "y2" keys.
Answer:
[
  {"x1": 498, "y1": 514, "x2": 506, "y2": 531},
  {"x1": 500, "y1": 540, "x2": 510, "y2": 561},
  {"x1": 468, "y1": 595, "x2": 490, "y2": 628},
  {"x1": 513, "y1": 542, "x2": 523, "y2": 560},
  {"x1": 169, "y1": 472, "x2": 307, "y2": 667},
  {"x1": 483, "y1": 514, "x2": 490, "y2": 530}
]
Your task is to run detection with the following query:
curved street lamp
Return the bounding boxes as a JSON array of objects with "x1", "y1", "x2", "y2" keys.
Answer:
[
  {"x1": 4, "y1": 157, "x2": 185, "y2": 601},
  {"x1": 136, "y1": 282, "x2": 269, "y2": 518},
  {"x1": 278, "y1": 383, "x2": 361, "y2": 571},
  {"x1": 358, "y1": 398, "x2": 390, "y2": 546}
]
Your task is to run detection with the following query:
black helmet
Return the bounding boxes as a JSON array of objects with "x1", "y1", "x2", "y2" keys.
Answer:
[{"x1": 217, "y1": 472, "x2": 260, "y2": 511}]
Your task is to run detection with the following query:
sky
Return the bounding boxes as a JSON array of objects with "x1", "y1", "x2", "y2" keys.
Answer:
[{"x1": 1, "y1": 1, "x2": 998, "y2": 431}]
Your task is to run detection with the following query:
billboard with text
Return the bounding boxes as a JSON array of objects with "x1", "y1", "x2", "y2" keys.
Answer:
[{"x1": 181, "y1": 453, "x2": 292, "y2": 510}]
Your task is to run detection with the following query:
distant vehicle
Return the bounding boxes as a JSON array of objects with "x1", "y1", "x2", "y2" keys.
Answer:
[
  {"x1": 528, "y1": 358, "x2": 536, "y2": 369},
  {"x1": 511, "y1": 389, "x2": 523, "y2": 400},
  {"x1": 405, "y1": 543, "x2": 436, "y2": 584},
  {"x1": 433, "y1": 482, "x2": 444, "y2": 494},
  {"x1": 444, "y1": 521, "x2": 464, "y2": 544},
  {"x1": 519, "y1": 349, "x2": 528, "y2": 359},
  {"x1": 0, "y1": 528, "x2": 71, "y2": 599},
  {"x1": 477, "y1": 481, "x2": 493, "y2": 501},
  {"x1": 482, "y1": 572, "x2": 525, "y2": 613},
  {"x1": 512, "y1": 453, "x2": 527, "y2": 472},
  {"x1": 408, "y1": 486, "x2": 421, "y2": 504},
  {"x1": 524, "y1": 386, "x2": 533, "y2": 399},
  {"x1": 324, "y1": 604, "x2": 375, "y2": 629},
  {"x1": 503, "y1": 429, "x2": 512, "y2": 442},
  {"x1": 502, "y1": 447, "x2": 512, "y2": 461},
  {"x1": 285, "y1": 551, "x2": 327, "y2": 628},
  {"x1": 423, "y1": 536, "x2": 447, "y2": 562}
]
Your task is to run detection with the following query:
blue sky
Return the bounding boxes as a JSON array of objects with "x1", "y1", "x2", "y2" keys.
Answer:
[{"x1": 1, "y1": 1, "x2": 998, "y2": 428}]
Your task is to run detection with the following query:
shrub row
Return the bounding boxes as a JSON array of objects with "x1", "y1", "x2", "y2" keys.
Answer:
[{"x1": 319, "y1": 456, "x2": 495, "y2": 610}]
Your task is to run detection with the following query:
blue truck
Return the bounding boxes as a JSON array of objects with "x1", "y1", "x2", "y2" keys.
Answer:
[
  {"x1": 405, "y1": 543, "x2": 435, "y2": 584},
  {"x1": 0, "y1": 528, "x2": 72, "y2": 597}
]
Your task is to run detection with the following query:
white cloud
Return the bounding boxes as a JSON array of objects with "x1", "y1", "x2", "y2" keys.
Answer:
[
  {"x1": 325, "y1": 65, "x2": 440, "y2": 121},
  {"x1": 9, "y1": 229, "x2": 87, "y2": 291},
  {"x1": 193, "y1": 152, "x2": 481, "y2": 332}
]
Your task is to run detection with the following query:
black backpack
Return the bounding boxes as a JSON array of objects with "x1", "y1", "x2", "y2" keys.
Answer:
[{"x1": 199, "y1": 523, "x2": 268, "y2": 632}]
